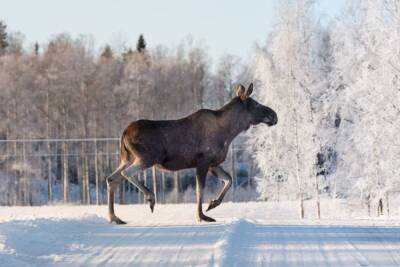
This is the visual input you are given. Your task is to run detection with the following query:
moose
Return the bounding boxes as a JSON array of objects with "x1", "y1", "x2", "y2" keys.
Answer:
[{"x1": 106, "y1": 83, "x2": 278, "y2": 224}]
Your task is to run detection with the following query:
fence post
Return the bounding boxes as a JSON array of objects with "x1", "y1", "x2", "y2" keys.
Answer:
[
  {"x1": 94, "y1": 139, "x2": 100, "y2": 205},
  {"x1": 76, "y1": 154, "x2": 83, "y2": 204},
  {"x1": 14, "y1": 140, "x2": 19, "y2": 205},
  {"x1": 63, "y1": 141, "x2": 69, "y2": 203},
  {"x1": 83, "y1": 142, "x2": 90, "y2": 205},
  {"x1": 47, "y1": 140, "x2": 53, "y2": 203}
]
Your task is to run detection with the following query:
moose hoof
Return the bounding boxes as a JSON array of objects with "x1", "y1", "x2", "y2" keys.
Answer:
[
  {"x1": 147, "y1": 197, "x2": 155, "y2": 213},
  {"x1": 197, "y1": 213, "x2": 216, "y2": 223},
  {"x1": 110, "y1": 215, "x2": 127, "y2": 225},
  {"x1": 206, "y1": 199, "x2": 221, "y2": 212}
]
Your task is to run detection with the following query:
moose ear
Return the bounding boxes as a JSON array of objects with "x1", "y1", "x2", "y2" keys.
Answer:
[
  {"x1": 245, "y1": 83, "x2": 253, "y2": 97},
  {"x1": 236, "y1": 84, "x2": 246, "y2": 98}
]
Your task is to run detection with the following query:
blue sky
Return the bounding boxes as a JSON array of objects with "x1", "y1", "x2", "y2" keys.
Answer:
[{"x1": 2, "y1": 0, "x2": 345, "y2": 63}]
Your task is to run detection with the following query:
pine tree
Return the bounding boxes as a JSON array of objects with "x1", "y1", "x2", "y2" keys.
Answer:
[
  {"x1": 101, "y1": 44, "x2": 113, "y2": 58},
  {"x1": 136, "y1": 34, "x2": 146, "y2": 53},
  {"x1": 0, "y1": 21, "x2": 8, "y2": 55},
  {"x1": 34, "y1": 42, "x2": 39, "y2": 56}
]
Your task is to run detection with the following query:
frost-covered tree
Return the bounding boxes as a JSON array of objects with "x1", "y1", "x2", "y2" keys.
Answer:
[
  {"x1": 331, "y1": 0, "x2": 400, "y2": 214},
  {"x1": 250, "y1": 0, "x2": 320, "y2": 217}
]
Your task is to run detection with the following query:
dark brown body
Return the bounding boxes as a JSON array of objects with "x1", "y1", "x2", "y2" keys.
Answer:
[
  {"x1": 122, "y1": 108, "x2": 238, "y2": 171},
  {"x1": 106, "y1": 83, "x2": 278, "y2": 224}
]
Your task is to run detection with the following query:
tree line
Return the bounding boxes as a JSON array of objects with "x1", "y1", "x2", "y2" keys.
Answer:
[{"x1": 0, "y1": 24, "x2": 250, "y2": 205}]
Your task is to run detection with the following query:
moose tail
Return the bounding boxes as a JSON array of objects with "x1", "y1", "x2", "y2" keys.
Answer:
[{"x1": 119, "y1": 132, "x2": 130, "y2": 165}]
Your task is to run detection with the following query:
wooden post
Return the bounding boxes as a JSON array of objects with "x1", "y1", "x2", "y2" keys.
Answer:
[
  {"x1": 62, "y1": 97, "x2": 69, "y2": 203},
  {"x1": 94, "y1": 139, "x2": 100, "y2": 205},
  {"x1": 82, "y1": 142, "x2": 90, "y2": 204},
  {"x1": 14, "y1": 141, "x2": 18, "y2": 205},
  {"x1": 5, "y1": 94, "x2": 11, "y2": 205},
  {"x1": 63, "y1": 141, "x2": 69, "y2": 203},
  {"x1": 22, "y1": 140, "x2": 27, "y2": 205},
  {"x1": 47, "y1": 144, "x2": 53, "y2": 203},
  {"x1": 81, "y1": 148, "x2": 87, "y2": 204},
  {"x1": 76, "y1": 155, "x2": 83, "y2": 204}
]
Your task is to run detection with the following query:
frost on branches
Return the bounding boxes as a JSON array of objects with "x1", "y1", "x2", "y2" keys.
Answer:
[{"x1": 250, "y1": 0, "x2": 400, "y2": 217}]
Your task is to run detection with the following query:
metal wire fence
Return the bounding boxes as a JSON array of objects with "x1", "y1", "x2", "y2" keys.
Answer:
[{"x1": 0, "y1": 138, "x2": 257, "y2": 206}]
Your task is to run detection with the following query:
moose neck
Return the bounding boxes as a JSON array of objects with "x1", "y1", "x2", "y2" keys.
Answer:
[{"x1": 217, "y1": 98, "x2": 251, "y2": 144}]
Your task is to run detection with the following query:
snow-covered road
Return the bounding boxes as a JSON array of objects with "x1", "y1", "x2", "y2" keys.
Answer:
[{"x1": 1, "y1": 203, "x2": 400, "y2": 266}]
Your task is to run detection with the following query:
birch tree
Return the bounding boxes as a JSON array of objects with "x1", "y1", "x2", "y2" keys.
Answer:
[{"x1": 251, "y1": 0, "x2": 319, "y2": 217}]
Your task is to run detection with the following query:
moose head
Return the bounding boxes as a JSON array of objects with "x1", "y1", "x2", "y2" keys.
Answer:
[{"x1": 235, "y1": 83, "x2": 278, "y2": 127}]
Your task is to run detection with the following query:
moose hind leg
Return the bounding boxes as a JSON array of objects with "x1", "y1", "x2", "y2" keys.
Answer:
[
  {"x1": 196, "y1": 166, "x2": 216, "y2": 222},
  {"x1": 106, "y1": 164, "x2": 129, "y2": 224},
  {"x1": 206, "y1": 166, "x2": 232, "y2": 212},
  {"x1": 121, "y1": 163, "x2": 156, "y2": 212}
]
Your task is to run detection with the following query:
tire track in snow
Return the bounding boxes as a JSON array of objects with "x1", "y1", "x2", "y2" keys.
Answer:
[
  {"x1": 375, "y1": 226, "x2": 400, "y2": 265},
  {"x1": 346, "y1": 227, "x2": 378, "y2": 266},
  {"x1": 82, "y1": 207, "x2": 183, "y2": 266},
  {"x1": 166, "y1": 225, "x2": 202, "y2": 267},
  {"x1": 98, "y1": 222, "x2": 165, "y2": 266},
  {"x1": 317, "y1": 227, "x2": 339, "y2": 267},
  {"x1": 82, "y1": 220, "x2": 224, "y2": 266}
]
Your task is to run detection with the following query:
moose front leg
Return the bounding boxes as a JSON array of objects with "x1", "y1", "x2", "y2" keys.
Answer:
[
  {"x1": 195, "y1": 166, "x2": 216, "y2": 222},
  {"x1": 206, "y1": 166, "x2": 232, "y2": 212}
]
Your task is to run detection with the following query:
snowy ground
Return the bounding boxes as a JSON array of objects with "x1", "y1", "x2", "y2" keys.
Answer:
[{"x1": 1, "y1": 202, "x2": 400, "y2": 267}]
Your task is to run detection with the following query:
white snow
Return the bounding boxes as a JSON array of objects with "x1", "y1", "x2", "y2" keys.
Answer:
[{"x1": 1, "y1": 202, "x2": 400, "y2": 266}]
